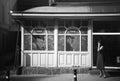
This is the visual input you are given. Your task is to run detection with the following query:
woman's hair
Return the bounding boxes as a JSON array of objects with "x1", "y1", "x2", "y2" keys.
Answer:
[
  {"x1": 98, "y1": 40, "x2": 101, "y2": 43},
  {"x1": 98, "y1": 39, "x2": 104, "y2": 46}
]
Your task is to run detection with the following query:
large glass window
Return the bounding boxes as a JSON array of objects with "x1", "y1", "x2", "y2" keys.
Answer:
[
  {"x1": 24, "y1": 20, "x2": 54, "y2": 51},
  {"x1": 93, "y1": 21, "x2": 120, "y2": 67},
  {"x1": 93, "y1": 35, "x2": 120, "y2": 67},
  {"x1": 58, "y1": 20, "x2": 88, "y2": 52},
  {"x1": 23, "y1": 20, "x2": 88, "y2": 52},
  {"x1": 24, "y1": 35, "x2": 31, "y2": 50},
  {"x1": 32, "y1": 35, "x2": 46, "y2": 50},
  {"x1": 93, "y1": 21, "x2": 120, "y2": 33}
]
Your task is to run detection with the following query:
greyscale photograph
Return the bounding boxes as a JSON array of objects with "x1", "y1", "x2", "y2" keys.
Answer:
[{"x1": 0, "y1": 0, "x2": 120, "y2": 81}]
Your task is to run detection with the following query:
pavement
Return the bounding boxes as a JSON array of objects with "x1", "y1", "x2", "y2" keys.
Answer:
[
  {"x1": 1, "y1": 70, "x2": 120, "y2": 81},
  {"x1": 0, "y1": 73, "x2": 120, "y2": 81}
]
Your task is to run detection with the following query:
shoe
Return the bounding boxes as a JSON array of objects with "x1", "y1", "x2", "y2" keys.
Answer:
[
  {"x1": 99, "y1": 74, "x2": 103, "y2": 77},
  {"x1": 103, "y1": 75, "x2": 107, "y2": 78}
]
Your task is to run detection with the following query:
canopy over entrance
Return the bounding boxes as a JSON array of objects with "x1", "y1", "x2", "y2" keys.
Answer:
[{"x1": 11, "y1": 6, "x2": 120, "y2": 19}]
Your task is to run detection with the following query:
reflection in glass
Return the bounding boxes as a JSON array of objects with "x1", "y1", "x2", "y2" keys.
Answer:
[
  {"x1": 24, "y1": 35, "x2": 31, "y2": 50},
  {"x1": 24, "y1": 27, "x2": 32, "y2": 34},
  {"x1": 81, "y1": 28, "x2": 88, "y2": 34},
  {"x1": 32, "y1": 28, "x2": 45, "y2": 34},
  {"x1": 47, "y1": 28, "x2": 54, "y2": 34},
  {"x1": 58, "y1": 35, "x2": 64, "y2": 51},
  {"x1": 93, "y1": 35, "x2": 120, "y2": 66},
  {"x1": 48, "y1": 35, "x2": 54, "y2": 50},
  {"x1": 66, "y1": 35, "x2": 79, "y2": 51},
  {"x1": 81, "y1": 36, "x2": 88, "y2": 51},
  {"x1": 67, "y1": 29, "x2": 79, "y2": 34},
  {"x1": 58, "y1": 27, "x2": 66, "y2": 34},
  {"x1": 32, "y1": 35, "x2": 46, "y2": 50}
]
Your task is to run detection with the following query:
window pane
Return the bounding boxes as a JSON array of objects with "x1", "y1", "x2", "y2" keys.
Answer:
[
  {"x1": 24, "y1": 35, "x2": 31, "y2": 50},
  {"x1": 80, "y1": 27, "x2": 88, "y2": 34},
  {"x1": 65, "y1": 20, "x2": 72, "y2": 27},
  {"x1": 24, "y1": 27, "x2": 32, "y2": 34},
  {"x1": 93, "y1": 35, "x2": 120, "y2": 67},
  {"x1": 58, "y1": 35, "x2": 64, "y2": 51},
  {"x1": 82, "y1": 20, "x2": 89, "y2": 26},
  {"x1": 93, "y1": 21, "x2": 120, "y2": 32},
  {"x1": 47, "y1": 28, "x2": 54, "y2": 34},
  {"x1": 33, "y1": 28, "x2": 45, "y2": 34},
  {"x1": 66, "y1": 35, "x2": 79, "y2": 51},
  {"x1": 47, "y1": 20, "x2": 55, "y2": 26},
  {"x1": 67, "y1": 29, "x2": 79, "y2": 34},
  {"x1": 58, "y1": 20, "x2": 64, "y2": 26},
  {"x1": 32, "y1": 35, "x2": 46, "y2": 50},
  {"x1": 81, "y1": 36, "x2": 88, "y2": 51},
  {"x1": 73, "y1": 20, "x2": 81, "y2": 27},
  {"x1": 58, "y1": 27, "x2": 66, "y2": 34},
  {"x1": 48, "y1": 35, "x2": 54, "y2": 50}
]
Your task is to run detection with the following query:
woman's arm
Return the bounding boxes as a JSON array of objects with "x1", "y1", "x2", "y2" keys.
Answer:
[
  {"x1": 97, "y1": 42, "x2": 100, "y2": 52},
  {"x1": 97, "y1": 42, "x2": 103, "y2": 52},
  {"x1": 99, "y1": 46, "x2": 103, "y2": 50}
]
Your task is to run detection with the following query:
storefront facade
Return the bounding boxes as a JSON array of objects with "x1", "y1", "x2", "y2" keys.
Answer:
[
  {"x1": 11, "y1": 0, "x2": 120, "y2": 68},
  {"x1": 21, "y1": 19, "x2": 92, "y2": 67}
]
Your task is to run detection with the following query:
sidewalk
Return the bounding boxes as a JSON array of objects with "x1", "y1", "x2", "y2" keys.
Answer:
[{"x1": 10, "y1": 73, "x2": 120, "y2": 81}]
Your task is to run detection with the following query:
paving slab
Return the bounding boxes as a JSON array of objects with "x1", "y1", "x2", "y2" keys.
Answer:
[{"x1": 9, "y1": 73, "x2": 120, "y2": 81}]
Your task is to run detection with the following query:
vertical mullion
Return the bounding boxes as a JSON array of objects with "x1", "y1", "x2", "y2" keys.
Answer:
[
  {"x1": 88, "y1": 20, "x2": 93, "y2": 67},
  {"x1": 21, "y1": 26, "x2": 24, "y2": 66},
  {"x1": 64, "y1": 34, "x2": 66, "y2": 51},
  {"x1": 46, "y1": 27, "x2": 48, "y2": 67},
  {"x1": 31, "y1": 32, "x2": 33, "y2": 66},
  {"x1": 54, "y1": 20, "x2": 58, "y2": 67}
]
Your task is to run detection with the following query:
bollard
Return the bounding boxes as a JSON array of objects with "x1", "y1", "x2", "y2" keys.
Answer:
[
  {"x1": 6, "y1": 70, "x2": 10, "y2": 81},
  {"x1": 73, "y1": 69, "x2": 77, "y2": 81}
]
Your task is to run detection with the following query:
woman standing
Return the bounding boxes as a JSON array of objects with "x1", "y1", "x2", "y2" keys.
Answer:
[{"x1": 97, "y1": 40, "x2": 107, "y2": 78}]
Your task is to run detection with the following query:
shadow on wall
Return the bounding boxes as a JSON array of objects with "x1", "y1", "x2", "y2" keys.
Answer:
[{"x1": 0, "y1": 31, "x2": 21, "y2": 70}]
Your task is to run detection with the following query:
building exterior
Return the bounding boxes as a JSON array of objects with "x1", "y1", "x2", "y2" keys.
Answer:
[
  {"x1": 0, "y1": 0, "x2": 19, "y2": 67},
  {"x1": 11, "y1": 0, "x2": 120, "y2": 69}
]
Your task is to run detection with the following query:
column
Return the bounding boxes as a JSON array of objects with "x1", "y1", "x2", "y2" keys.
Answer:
[
  {"x1": 21, "y1": 26, "x2": 24, "y2": 66},
  {"x1": 54, "y1": 20, "x2": 58, "y2": 67}
]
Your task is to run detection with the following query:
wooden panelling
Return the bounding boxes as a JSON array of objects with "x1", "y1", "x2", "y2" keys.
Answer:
[
  {"x1": 59, "y1": 54, "x2": 64, "y2": 65},
  {"x1": 74, "y1": 54, "x2": 79, "y2": 65},
  {"x1": 81, "y1": 54, "x2": 86, "y2": 66},
  {"x1": 48, "y1": 54, "x2": 54, "y2": 66},
  {"x1": 32, "y1": 54, "x2": 38, "y2": 66},
  {"x1": 66, "y1": 54, "x2": 72, "y2": 65},
  {"x1": 40, "y1": 54, "x2": 46, "y2": 67},
  {"x1": 25, "y1": 54, "x2": 31, "y2": 66}
]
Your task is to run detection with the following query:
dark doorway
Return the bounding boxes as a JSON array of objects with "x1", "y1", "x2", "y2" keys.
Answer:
[{"x1": 93, "y1": 35, "x2": 120, "y2": 67}]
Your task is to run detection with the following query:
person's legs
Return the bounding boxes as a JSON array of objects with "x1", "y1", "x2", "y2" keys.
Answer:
[
  {"x1": 99, "y1": 70, "x2": 103, "y2": 77},
  {"x1": 102, "y1": 70, "x2": 107, "y2": 78}
]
